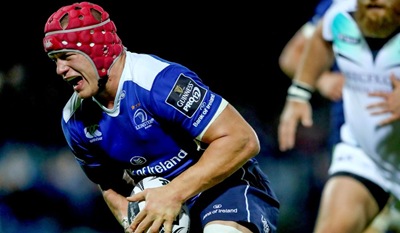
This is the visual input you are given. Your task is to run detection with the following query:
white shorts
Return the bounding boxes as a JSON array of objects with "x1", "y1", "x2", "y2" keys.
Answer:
[{"x1": 329, "y1": 142, "x2": 400, "y2": 200}]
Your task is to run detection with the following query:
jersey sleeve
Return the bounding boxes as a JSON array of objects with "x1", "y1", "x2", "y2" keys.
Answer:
[
  {"x1": 322, "y1": 0, "x2": 357, "y2": 41},
  {"x1": 310, "y1": 0, "x2": 333, "y2": 25},
  {"x1": 146, "y1": 64, "x2": 227, "y2": 140}
]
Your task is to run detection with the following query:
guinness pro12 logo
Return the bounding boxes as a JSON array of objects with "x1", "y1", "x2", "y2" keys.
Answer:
[{"x1": 166, "y1": 74, "x2": 206, "y2": 118}]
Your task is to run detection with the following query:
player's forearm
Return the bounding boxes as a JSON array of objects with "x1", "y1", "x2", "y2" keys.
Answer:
[
  {"x1": 279, "y1": 35, "x2": 305, "y2": 78},
  {"x1": 293, "y1": 23, "x2": 334, "y2": 88},
  {"x1": 100, "y1": 186, "x2": 130, "y2": 229},
  {"x1": 169, "y1": 128, "x2": 259, "y2": 203},
  {"x1": 279, "y1": 25, "x2": 312, "y2": 79},
  {"x1": 169, "y1": 150, "x2": 255, "y2": 204}
]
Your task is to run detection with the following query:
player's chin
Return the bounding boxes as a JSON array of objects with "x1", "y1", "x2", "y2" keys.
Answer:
[
  {"x1": 75, "y1": 88, "x2": 96, "y2": 99},
  {"x1": 75, "y1": 91, "x2": 92, "y2": 99}
]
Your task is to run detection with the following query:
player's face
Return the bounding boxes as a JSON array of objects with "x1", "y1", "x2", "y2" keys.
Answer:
[
  {"x1": 50, "y1": 52, "x2": 99, "y2": 99},
  {"x1": 356, "y1": 0, "x2": 400, "y2": 38}
]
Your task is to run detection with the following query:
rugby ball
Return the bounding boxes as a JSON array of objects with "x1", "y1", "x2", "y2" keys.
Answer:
[{"x1": 127, "y1": 176, "x2": 190, "y2": 233}]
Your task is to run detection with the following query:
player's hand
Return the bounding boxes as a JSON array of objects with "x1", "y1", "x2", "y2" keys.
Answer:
[
  {"x1": 126, "y1": 185, "x2": 182, "y2": 233},
  {"x1": 316, "y1": 71, "x2": 344, "y2": 101},
  {"x1": 278, "y1": 99, "x2": 313, "y2": 151},
  {"x1": 123, "y1": 218, "x2": 134, "y2": 233},
  {"x1": 367, "y1": 74, "x2": 400, "y2": 126}
]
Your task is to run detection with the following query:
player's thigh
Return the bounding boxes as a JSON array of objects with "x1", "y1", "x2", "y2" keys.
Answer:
[
  {"x1": 315, "y1": 176, "x2": 380, "y2": 233},
  {"x1": 366, "y1": 196, "x2": 400, "y2": 233},
  {"x1": 204, "y1": 220, "x2": 252, "y2": 233}
]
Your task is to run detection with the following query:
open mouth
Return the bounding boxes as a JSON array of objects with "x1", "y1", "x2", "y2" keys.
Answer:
[
  {"x1": 65, "y1": 76, "x2": 83, "y2": 87},
  {"x1": 367, "y1": 3, "x2": 383, "y2": 9}
]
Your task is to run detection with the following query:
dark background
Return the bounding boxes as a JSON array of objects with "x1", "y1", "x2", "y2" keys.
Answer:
[
  {"x1": 0, "y1": 0, "x2": 319, "y2": 146},
  {"x1": 0, "y1": 1, "x2": 332, "y2": 233}
]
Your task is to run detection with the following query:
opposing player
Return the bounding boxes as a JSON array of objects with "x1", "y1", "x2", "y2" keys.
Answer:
[
  {"x1": 42, "y1": 2, "x2": 280, "y2": 233},
  {"x1": 279, "y1": 0, "x2": 345, "y2": 153},
  {"x1": 278, "y1": 0, "x2": 400, "y2": 232}
]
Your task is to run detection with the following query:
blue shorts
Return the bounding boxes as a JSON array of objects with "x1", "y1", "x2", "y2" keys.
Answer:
[{"x1": 187, "y1": 159, "x2": 280, "y2": 233}]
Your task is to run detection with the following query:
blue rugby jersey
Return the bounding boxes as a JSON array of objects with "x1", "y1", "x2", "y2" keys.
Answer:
[{"x1": 61, "y1": 51, "x2": 228, "y2": 187}]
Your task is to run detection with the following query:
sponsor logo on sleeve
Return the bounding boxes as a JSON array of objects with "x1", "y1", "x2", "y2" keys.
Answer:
[{"x1": 166, "y1": 74, "x2": 206, "y2": 118}]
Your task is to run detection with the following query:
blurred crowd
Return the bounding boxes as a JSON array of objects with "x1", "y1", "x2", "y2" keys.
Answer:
[
  {"x1": 0, "y1": 142, "x2": 119, "y2": 233},
  {"x1": 0, "y1": 64, "x2": 119, "y2": 233},
  {"x1": 0, "y1": 64, "x2": 121, "y2": 232}
]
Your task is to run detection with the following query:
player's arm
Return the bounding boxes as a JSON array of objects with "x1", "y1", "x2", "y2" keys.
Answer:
[
  {"x1": 316, "y1": 71, "x2": 344, "y2": 101},
  {"x1": 127, "y1": 103, "x2": 260, "y2": 232},
  {"x1": 100, "y1": 187, "x2": 132, "y2": 232},
  {"x1": 67, "y1": 142, "x2": 134, "y2": 232},
  {"x1": 279, "y1": 22, "x2": 315, "y2": 78},
  {"x1": 293, "y1": 20, "x2": 334, "y2": 91},
  {"x1": 367, "y1": 74, "x2": 400, "y2": 126},
  {"x1": 95, "y1": 170, "x2": 136, "y2": 233},
  {"x1": 279, "y1": 20, "x2": 344, "y2": 102},
  {"x1": 169, "y1": 103, "x2": 260, "y2": 198},
  {"x1": 80, "y1": 165, "x2": 134, "y2": 233},
  {"x1": 278, "y1": 20, "x2": 335, "y2": 151}
]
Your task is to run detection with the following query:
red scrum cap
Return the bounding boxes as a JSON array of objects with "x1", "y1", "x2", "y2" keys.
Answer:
[{"x1": 43, "y1": 2, "x2": 123, "y2": 78}]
